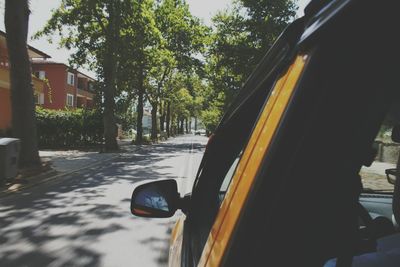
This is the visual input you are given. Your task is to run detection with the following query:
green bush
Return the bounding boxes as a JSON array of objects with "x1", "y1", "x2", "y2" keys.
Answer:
[
  {"x1": 142, "y1": 135, "x2": 152, "y2": 144},
  {"x1": 36, "y1": 107, "x2": 103, "y2": 148},
  {"x1": 159, "y1": 131, "x2": 168, "y2": 141},
  {"x1": 201, "y1": 108, "x2": 221, "y2": 134},
  {"x1": 116, "y1": 112, "x2": 137, "y2": 132}
]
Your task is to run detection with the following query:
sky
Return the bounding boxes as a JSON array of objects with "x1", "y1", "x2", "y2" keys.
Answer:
[{"x1": 0, "y1": 0, "x2": 310, "y2": 77}]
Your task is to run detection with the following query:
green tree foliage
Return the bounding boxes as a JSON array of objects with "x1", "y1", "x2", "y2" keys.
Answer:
[
  {"x1": 115, "y1": 92, "x2": 137, "y2": 132},
  {"x1": 155, "y1": 0, "x2": 209, "y2": 73},
  {"x1": 145, "y1": 48, "x2": 175, "y2": 140},
  {"x1": 186, "y1": 75, "x2": 205, "y2": 131},
  {"x1": 36, "y1": 107, "x2": 103, "y2": 148},
  {"x1": 206, "y1": 0, "x2": 297, "y2": 117},
  {"x1": 35, "y1": 0, "x2": 124, "y2": 151},
  {"x1": 35, "y1": 0, "x2": 209, "y2": 143},
  {"x1": 172, "y1": 87, "x2": 193, "y2": 133},
  {"x1": 199, "y1": 83, "x2": 225, "y2": 134},
  {"x1": 119, "y1": 0, "x2": 161, "y2": 144},
  {"x1": 240, "y1": 0, "x2": 297, "y2": 55},
  {"x1": 201, "y1": 107, "x2": 222, "y2": 134},
  {"x1": 144, "y1": 0, "x2": 209, "y2": 139},
  {"x1": 34, "y1": 0, "x2": 297, "y2": 141}
]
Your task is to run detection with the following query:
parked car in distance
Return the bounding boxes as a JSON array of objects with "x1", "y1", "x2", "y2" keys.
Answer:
[
  {"x1": 130, "y1": 0, "x2": 400, "y2": 266},
  {"x1": 195, "y1": 129, "x2": 206, "y2": 136}
]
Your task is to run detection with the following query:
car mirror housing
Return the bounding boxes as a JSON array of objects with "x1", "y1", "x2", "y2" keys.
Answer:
[{"x1": 131, "y1": 179, "x2": 180, "y2": 218}]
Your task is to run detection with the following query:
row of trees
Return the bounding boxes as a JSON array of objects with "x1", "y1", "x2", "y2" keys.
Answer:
[
  {"x1": 4, "y1": 0, "x2": 297, "y2": 169},
  {"x1": 35, "y1": 0, "x2": 209, "y2": 149},
  {"x1": 203, "y1": 0, "x2": 297, "y2": 131},
  {"x1": 36, "y1": 0, "x2": 296, "y2": 148}
]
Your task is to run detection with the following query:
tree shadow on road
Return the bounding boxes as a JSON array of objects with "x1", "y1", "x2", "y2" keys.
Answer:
[{"x1": 0, "y1": 140, "x2": 205, "y2": 267}]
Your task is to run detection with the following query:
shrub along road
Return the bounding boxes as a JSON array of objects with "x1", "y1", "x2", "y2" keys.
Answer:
[{"x1": 0, "y1": 135, "x2": 207, "y2": 267}]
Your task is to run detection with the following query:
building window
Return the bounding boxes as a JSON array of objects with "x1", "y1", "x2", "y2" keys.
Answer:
[
  {"x1": 88, "y1": 82, "x2": 94, "y2": 91},
  {"x1": 78, "y1": 78, "x2": 85, "y2": 90},
  {"x1": 67, "y1": 72, "x2": 75, "y2": 86},
  {"x1": 66, "y1": 94, "x2": 74, "y2": 107},
  {"x1": 35, "y1": 71, "x2": 46, "y2": 80},
  {"x1": 34, "y1": 93, "x2": 45, "y2": 105}
]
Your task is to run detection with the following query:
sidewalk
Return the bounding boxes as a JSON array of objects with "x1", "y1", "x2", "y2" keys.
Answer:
[
  {"x1": 39, "y1": 150, "x2": 119, "y2": 173},
  {"x1": 0, "y1": 139, "x2": 135, "y2": 196}
]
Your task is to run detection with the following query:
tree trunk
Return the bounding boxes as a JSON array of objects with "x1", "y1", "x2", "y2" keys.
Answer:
[
  {"x1": 166, "y1": 101, "x2": 171, "y2": 137},
  {"x1": 174, "y1": 118, "x2": 178, "y2": 135},
  {"x1": 103, "y1": 59, "x2": 118, "y2": 151},
  {"x1": 159, "y1": 101, "x2": 165, "y2": 132},
  {"x1": 5, "y1": 0, "x2": 40, "y2": 168},
  {"x1": 185, "y1": 118, "x2": 189, "y2": 134},
  {"x1": 136, "y1": 68, "x2": 144, "y2": 144},
  {"x1": 180, "y1": 119, "x2": 184, "y2": 134},
  {"x1": 195, "y1": 117, "x2": 198, "y2": 131},
  {"x1": 170, "y1": 114, "x2": 175, "y2": 136},
  {"x1": 103, "y1": 2, "x2": 119, "y2": 152},
  {"x1": 151, "y1": 102, "x2": 158, "y2": 141},
  {"x1": 171, "y1": 115, "x2": 175, "y2": 136}
]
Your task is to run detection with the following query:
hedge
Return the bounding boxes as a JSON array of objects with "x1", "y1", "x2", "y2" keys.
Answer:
[{"x1": 36, "y1": 107, "x2": 104, "y2": 148}]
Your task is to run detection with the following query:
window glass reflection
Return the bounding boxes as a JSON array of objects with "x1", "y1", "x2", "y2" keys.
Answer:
[{"x1": 136, "y1": 185, "x2": 169, "y2": 212}]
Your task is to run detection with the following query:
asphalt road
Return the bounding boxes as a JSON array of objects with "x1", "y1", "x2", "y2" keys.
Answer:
[{"x1": 0, "y1": 135, "x2": 207, "y2": 267}]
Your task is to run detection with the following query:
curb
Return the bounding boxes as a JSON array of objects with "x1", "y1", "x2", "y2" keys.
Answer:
[{"x1": 0, "y1": 153, "x2": 120, "y2": 198}]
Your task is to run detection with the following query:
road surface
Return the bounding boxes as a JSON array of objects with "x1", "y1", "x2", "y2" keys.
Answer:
[{"x1": 0, "y1": 135, "x2": 207, "y2": 267}]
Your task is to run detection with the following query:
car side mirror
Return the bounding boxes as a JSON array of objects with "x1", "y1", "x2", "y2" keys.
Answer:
[{"x1": 131, "y1": 179, "x2": 180, "y2": 218}]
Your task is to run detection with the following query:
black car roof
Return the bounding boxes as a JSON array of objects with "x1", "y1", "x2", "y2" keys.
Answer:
[{"x1": 300, "y1": 0, "x2": 352, "y2": 45}]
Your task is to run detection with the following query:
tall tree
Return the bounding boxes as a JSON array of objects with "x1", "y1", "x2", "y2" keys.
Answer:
[
  {"x1": 172, "y1": 87, "x2": 192, "y2": 134},
  {"x1": 5, "y1": 0, "x2": 41, "y2": 168},
  {"x1": 195, "y1": 0, "x2": 297, "y2": 134},
  {"x1": 120, "y1": 0, "x2": 160, "y2": 144},
  {"x1": 149, "y1": 0, "x2": 208, "y2": 138},
  {"x1": 145, "y1": 48, "x2": 175, "y2": 141},
  {"x1": 102, "y1": 1, "x2": 121, "y2": 151},
  {"x1": 35, "y1": 0, "x2": 123, "y2": 151},
  {"x1": 156, "y1": 0, "x2": 209, "y2": 75},
  {"x1": 207, "y1": 0, "x2": 297, "y2": 114},
  {"x1": 240, "y1": 0, "x2": 297, "y2": 60}
]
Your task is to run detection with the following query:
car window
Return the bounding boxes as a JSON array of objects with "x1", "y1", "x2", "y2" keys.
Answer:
[
  {"x1": 360, "y1": 105, "x2": 400, "y2": 193},
  {"x1": 190, "y1": 87, "x2": 268, "y2": 219},
  {"x1": 187, "y1": 58, "x2": 283, "y2": 265},
  {"x1": 218, "y1": 154, "x2": 241, "y2": 204}
]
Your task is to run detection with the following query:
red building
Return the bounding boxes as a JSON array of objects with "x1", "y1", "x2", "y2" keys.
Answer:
[
  {"x1": 0, "y1": 30, "x2": 49, "y2": 131},
  {"x1": 31, "y1": 60, "x2": 96, "y2": 109},
  {"x1": 76, "y1": 72, "x2": 96, "y2": 108}
]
